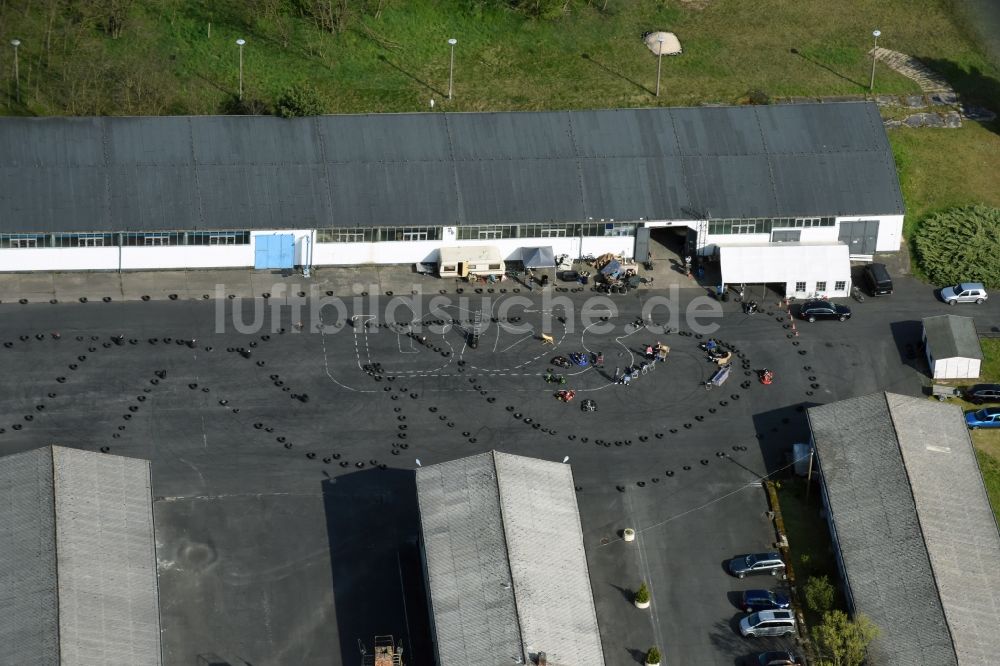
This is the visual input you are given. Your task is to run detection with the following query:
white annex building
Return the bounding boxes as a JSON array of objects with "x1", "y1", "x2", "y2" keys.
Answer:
[
  {"x1": 0, "y1": 445, "x2": 162, "y2": 666},
  {"x1": 0, "y1": 102, "x2": 904, "y2": 297}
]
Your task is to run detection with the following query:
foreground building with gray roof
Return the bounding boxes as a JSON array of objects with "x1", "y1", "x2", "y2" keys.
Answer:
[
  {"x1": 808, "y1": 392, "x2": 1000, "y2": 666},
  {"x1": 0, "y1": 102, "x2": 902, "y2": 295},
  {"x1": 0, "y1": 445, "x2": 162, "y2": 666},
  {"x1": 415, "y1": 450, "x2": 604, "y2": 666}
]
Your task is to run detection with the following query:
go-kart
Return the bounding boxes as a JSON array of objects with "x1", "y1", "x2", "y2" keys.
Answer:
[
  {"x1": 551, "y1": 355, "x2": 571, "y2": 368},
  {"x1": 758, "y1": 369, "x2": 774, "y2": 385},
  {"x1": 555, "y1": 389, "x2": 576, "y2": 402},
  {"x1": 581, "y1": 399, "x2": 597, "y2": 412},
  {"x1": 568, "y1": 352, "x2": 589, "y2": 367},
  {"x1": 544, "y1": 372, "x2": 567, "y2": 385}
]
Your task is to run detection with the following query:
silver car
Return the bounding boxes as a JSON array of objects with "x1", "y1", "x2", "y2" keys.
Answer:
[
  {"x1": 740, "y1": 609, "x2": 796, "y2": 638},
  {"x1": 941, "y1": 282, "x2": 988, "y2": 305}
]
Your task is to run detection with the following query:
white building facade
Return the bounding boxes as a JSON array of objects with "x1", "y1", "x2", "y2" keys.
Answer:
[{"x1": 0, "y1": 104, "x2": 904, "y2": 290}]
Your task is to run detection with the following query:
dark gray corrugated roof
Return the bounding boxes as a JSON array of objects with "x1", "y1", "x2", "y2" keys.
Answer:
[
  {"x1": 0, "y1": 103, "x2": 904, "y2": 233},
  {"x1": 0, "y1": 446, "x2": 162, "y2": 666},
  {"x1": 415, "y1": 451, "x2": 604, "y2": 666},
  {"x1": 808, "y1": 394, "x2": 958, "y2": 666},
  {"x1": 923, "y1": 315, "x2": 983, "y2": 360}
]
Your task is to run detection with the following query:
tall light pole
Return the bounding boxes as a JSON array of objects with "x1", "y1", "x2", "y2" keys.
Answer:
[
  {"x1": 870, "y1": 30, "x2": 881, "y2": 92},
  {"x1": 10, "y1": 39, "x2": 20, "y2": 104},
  {"x1": 655, "y1": 36, "x2": 665, "y2": 98},
  {"x1": 236, "y1": 38, "x2": 246, "y2": 101},
  {"x1": 447, "y1": 38, "x2": 457, "y2": 100}
]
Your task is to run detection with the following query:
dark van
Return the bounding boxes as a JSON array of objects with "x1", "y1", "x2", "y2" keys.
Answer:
[{"x1": 863, "y1": 263, "x2": 893, "y2": 296}]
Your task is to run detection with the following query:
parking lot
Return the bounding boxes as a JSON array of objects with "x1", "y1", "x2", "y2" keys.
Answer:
[{"x1": 0, "y1": 273, "x2": 996, "y2": 666}]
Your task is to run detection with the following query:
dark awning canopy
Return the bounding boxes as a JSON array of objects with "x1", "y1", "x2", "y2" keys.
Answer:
[{"x1": 521, "y1": 246, "x2": 555, "y2": 269}]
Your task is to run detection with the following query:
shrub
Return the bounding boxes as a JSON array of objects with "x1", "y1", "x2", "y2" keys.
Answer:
[
  {"x1": 634, "y1": 582, "x2": 650, "y2": 604},
  {"x1": 276, "y1": 83, "x2": 325, "y2": 118},
  {"x1": 811, "y1": 610, "x2": 879, "y2": 666},
  {"x1": 219, "y1": 94, "x2": 271, "y2": 116},
  {"x1": 645, "y1": 646, "x2": 662, "y2": 664},
  {"x1": 804, "y1": 575, "x2": 836, "y2": 613},
  {"x1": 915, "y1": 205, "x2": 1000, "y2": 288}
]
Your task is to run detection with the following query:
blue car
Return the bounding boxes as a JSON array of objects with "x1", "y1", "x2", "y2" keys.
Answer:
[
  {"x1": 966, "y1": 407, "x2": 1000, "y2": 429},
  {"x1": 741, "y1": 589, "x2": 791, "y2": 613}
]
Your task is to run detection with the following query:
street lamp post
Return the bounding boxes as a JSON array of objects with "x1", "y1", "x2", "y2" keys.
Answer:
[
  {"x1": 870, "y1": 29, "x2": 881, "y2": 92},
  {"x1": 447, "y1": 38, "x2": 457, "y2": 100},
  {"x1": 655, "y1": 36, "x2": 665, "y2": 97},
  {"x1": 10, "y1": 39, "x2": 20, "y2": 104},
  {"x1": 236, "y1": 38, "x2": 246, "y2": 101}
]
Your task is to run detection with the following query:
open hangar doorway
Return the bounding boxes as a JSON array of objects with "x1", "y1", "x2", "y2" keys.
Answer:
[{"x1": 647, "y1": 225, "x2": 696, "y2": 266}]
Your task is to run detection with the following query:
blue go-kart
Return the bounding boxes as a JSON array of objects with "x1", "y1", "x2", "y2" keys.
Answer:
[{"x1": 569, "y1": 352, "x2": 589, "y2": 367}]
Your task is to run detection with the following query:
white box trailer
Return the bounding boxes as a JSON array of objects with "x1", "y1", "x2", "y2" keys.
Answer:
[{"x1": 437, "y1": 246, "x2": 505, "y2": 278}]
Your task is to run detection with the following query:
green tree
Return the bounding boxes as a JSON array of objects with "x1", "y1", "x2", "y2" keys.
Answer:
[
  {"x1": 804, "y1": 575, "x2": 836, "y2": 613},
  {"x1": 915, "y1": 205, "x2": 1000, "y2": 288},
  {"x1": 811, "y1": 610, "x2": 879, "y2": 666},
  {"x1": 276, "y1": 83, "x2": 325, "y2": 118},
  {"x1": 645, "y1": 646, "x2": 661, "y2": 664},
  {"x1": 634, "y1": 582, "x2": 650, "y2": 604}
]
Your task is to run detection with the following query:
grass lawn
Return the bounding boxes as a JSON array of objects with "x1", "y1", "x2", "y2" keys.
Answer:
[
  {"x1": 937, "y1": 338, "x2": 1000, "y2": 521},
  {"x1": 1, "y1": 0, "x2": 996, "y2": 116},
  {"x1": 890, "y1": 122, "x2": 1000, "y2": 244},
  {"x1": 970, "y1": 339, "x2": 1000, "y2": 520}
]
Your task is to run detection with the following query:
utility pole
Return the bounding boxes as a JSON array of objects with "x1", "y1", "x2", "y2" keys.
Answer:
[
  {"x1": 236, "y1": 38, "x2": 246, "y2": 101},
  {"x1": 447, "y1": 38, "x2": 457, "y2": 100},
  {"x1": 870, "y1": 30, "x2": 881, "y2": 92},
  {"x1": 655, "y1": 36, "x2": 665, "y2": 97},
  {"x1": 10, "y1": 39, "x2": 21, "y2": 104}
]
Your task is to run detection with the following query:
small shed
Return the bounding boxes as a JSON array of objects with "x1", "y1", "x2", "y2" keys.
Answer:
[
  {"x1": 437, "y1": 245, "x2": 504, "y2": 278},
  {"x1": 922, "y1": 314, "x2": 982, "y2": 379}
]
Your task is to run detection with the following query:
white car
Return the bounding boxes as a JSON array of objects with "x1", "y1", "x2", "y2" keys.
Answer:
[{"x1": 940, "y1": 282, "x2": 988, "y2": 305}]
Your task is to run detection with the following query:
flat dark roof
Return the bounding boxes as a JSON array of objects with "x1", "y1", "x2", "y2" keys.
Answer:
[{"x1": 0, "y1": 103, "x2": 904, "y2": 233}]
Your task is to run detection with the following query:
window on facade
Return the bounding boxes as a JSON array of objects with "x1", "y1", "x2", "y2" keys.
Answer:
[
  {"x1": 732, "y1": 222, "x2": 757, "y2": 234},
  {"x1": 815, "y1": 281, "x2": 827, "y2": 292},
  {"x1": 540, "y1": 228, "x2": 567, "y2": 238},
  {"x1": 316, "y1": 228, "x2": 371, "y2": 243},
  {"x1": 456, "y1": 225, "x2": 515, "y2": 240},
  {"x1": 604, "y1": 223, "x2": 635, "y2": 237},
  {"x1": 377, "y1": 226, "x2": 442, "y2": 242},
  {"x1": 51, "y1": 233, "x2": 113, "y2": 248},
  {"x1": 120, "y1": 232, "x2": 182, "y2": 246},
  {"x1": 834, "y1": 280, "x2": 846, "y2": 292},
  {"x1": 8, "y1": 236, "x2": 41, "y2": 248},
  {"x1": 186, "y1": 231, "x2": 250, "y2": 246},
  {"x1": 795, "y1": 281, "x2": 807, "y2": 292},
  {"x1": 771, "y1": 230, "x2": 801, "y2": 243}
]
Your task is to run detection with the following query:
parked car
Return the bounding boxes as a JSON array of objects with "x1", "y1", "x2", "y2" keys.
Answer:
[
  {"x1": 965, "y1": 407, "x2": 1000, "y2": 429},
  {"x1": 940, "y1": 282, "x2": 988, "y2": 305},
  {"x1": 741, "y1": 589, "x2": 791, "y2": 613},
  {"x1": 863, "y1": 262, "x2": 894, "y2": 295},
  {"x1": 752, "y1": 651, "x2": 803, "y2": 666},
  {"x1": 728, "y1": 552, "x2": 786, "y2": 578},
  {"x1": 739, "y1": 609, "x2": 796, "y2": 638},
  {"x1": 964, "y1": 384, "x2": 1000, "y2": 405},
  {"x1": 799, "y1": 301, "x2": 851, "y2": 323}
]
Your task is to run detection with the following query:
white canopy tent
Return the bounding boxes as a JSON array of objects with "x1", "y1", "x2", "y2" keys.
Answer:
[{"x1": 719, "y1": 242, "x2": 852, "y2": 298}]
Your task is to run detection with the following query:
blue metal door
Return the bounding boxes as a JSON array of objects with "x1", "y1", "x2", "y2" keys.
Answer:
[{"x1": 254, "y1": 235, "x2": 295, "y2": 269}]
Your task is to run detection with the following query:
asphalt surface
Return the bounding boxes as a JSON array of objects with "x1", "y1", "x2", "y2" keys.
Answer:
[{"x1": 0, "y1": 275, "x2": 996, "y2": 666}]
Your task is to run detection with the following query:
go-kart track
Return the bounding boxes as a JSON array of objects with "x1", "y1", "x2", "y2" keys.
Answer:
[{"x1": 0, "y1": 285, "x2": 940, "y2": 666}]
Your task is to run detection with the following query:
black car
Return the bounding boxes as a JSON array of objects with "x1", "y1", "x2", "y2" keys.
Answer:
[
  {"x1": 752, "y1": 652, "x2": 802, "y2": 666},
  {"x1": 863, "y1": 262, "x2": 894, "y2": 295},
  {"x1": 741, "y1": 588, "x2": 791, "y2": 612},
  {"x1": 799, "y1": 300, "x2": 851, "y2": 323},
  {"x1": 965, "y1": 384, "x2": 1000, "y2": 405}
]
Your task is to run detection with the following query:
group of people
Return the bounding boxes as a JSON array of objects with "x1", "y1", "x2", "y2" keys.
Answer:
[{"x1": 643, "y1": 341, "x2": 670, "y2": 362}]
